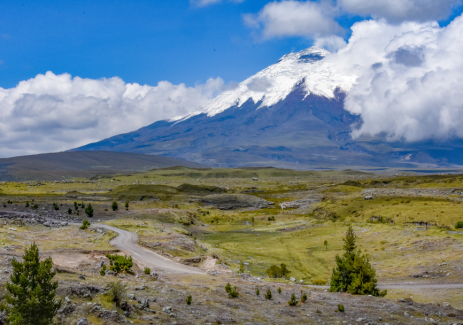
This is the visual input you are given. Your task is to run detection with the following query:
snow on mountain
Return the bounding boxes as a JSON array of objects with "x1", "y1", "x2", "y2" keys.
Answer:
[{"x1": 202, "y1": 47, "x2": 356, "y2": 117}]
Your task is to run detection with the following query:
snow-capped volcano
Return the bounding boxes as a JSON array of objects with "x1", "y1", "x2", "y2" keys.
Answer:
[
  {"x1": 203, "y1": 47, "x2": 355, "y2": 116},
  {"x1": 75, "y1": 47, "x2": 463, "y2": 169}
]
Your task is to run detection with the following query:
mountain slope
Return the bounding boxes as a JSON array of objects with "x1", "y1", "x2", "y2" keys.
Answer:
[
  {"x1": 0, "y1": 151, "x2": 204, "y2": 181},
  {"x1": 74, "y1": 47, "x2": 463, "y2": 168}
]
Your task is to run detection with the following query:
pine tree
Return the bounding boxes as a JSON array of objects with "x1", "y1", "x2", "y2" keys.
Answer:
[
  {"x1": 111, "y1": 201, "x2": 118, "y2": 211},
  {"x1": 85, "y1": 203, "x2": 94, "y2": 218},
  {"x1": 3, "y1": 243, "x2": 61, "y2": 324},
  {"x1": 330, "y1": 225, "x2": 386, "y2": 297}
]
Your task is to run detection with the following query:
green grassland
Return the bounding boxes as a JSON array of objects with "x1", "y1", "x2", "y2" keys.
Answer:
[{"x1": 1, "y1": 167, "x2": 463, "y2": 291}]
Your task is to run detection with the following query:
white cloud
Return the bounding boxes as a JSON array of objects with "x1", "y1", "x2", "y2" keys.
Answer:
[
  {"x1": 338, "y1": 0, "x2": 463, "y2": 23},
  {"x1": 314, "y1": 35, "x2": 347, "y2": 52},
  {"x1": 244, "y1": 0, "x2": 343, "y2": 39},
  {"x1": 0, "y1": 72, "x2": 224, "y2": 157},
  {"x1": 328, "y1": 15, "x2": 463, "y2": 142}
]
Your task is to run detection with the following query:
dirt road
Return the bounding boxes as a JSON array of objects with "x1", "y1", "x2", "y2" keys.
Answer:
[
  {"x1": 96, "y1": 223, "x2": 205, "y2": 275},
  {"x1": 308, "y1": 283, "x2": 463, "y2": 290}
]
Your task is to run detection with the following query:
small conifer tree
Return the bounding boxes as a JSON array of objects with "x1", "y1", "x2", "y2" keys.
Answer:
[
  {"x1": 330, "y1": 224, "x2": 386, "y2": 297},
  {"x1": 3, "y1": 243, "x2": 61, "y2": 324},
  {"x1": 239, "y1": 261, "x2": 245, "y2": 274},
  {"x1": 25, "y1": 202, "x2": 29, "y2": 208},
  {"x1": 125, "y1": 202, "x2": 129, "y2": 210},
  {"x1": 111, "y1": 201, "x2": 118, "y2": 211},
  {"x1": 100, "y1": 264, "x2": 106, "y2": 276},
  {"x1": 255, "y1": 287, "x2": 260, "y2": 296},
  {"x1": 265, "y1": 288, "x2": 272, "y2": 300},
  {"x1": 301, "y1": 290, "x2": 307, "y2": 303},
  {"x1": 324, "y1": 240, "x2": 328, "y2": 251},
  {"x1": 85, "y1": 203, "x2": 94, "y2": 218},
  {"x1": 278, "y1": 287, "x2": 282, "y2": 294},
  {"x1": 186, "y1": 295, "x2": 192, "y2": 305},
  {"x1": 288, "y1": 293, "x2": 298, "y2": 306}
]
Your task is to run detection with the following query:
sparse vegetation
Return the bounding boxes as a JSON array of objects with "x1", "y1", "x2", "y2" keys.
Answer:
[
  {"x1": 100, "y1": 264, "x2": 106, "y2": 276},
  {"x1": 107, "y1": 281, "x2": 126, "y2": 308}
]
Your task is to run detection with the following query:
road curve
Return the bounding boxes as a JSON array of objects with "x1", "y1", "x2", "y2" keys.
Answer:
[{"x1": 95, "y1": 223, "x2": 205, "y2": 275}]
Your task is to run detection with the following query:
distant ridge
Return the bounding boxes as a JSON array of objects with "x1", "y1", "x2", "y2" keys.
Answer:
[{"x1": 0, "y1": 151, "x2": 204, "y2": 181}]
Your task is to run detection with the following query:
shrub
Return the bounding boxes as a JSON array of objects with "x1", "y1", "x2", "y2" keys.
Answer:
[
  {"x1": 265, "y1": 288, "x2": 272, "y2": 300},
  {"x1": 80, "y1": 220, "x2": 91, "y2": 230},
  {"x1": 108, "y1": 281, "x2": 126, "y2": 307},
  {"x1": 324, "y1": 240, "x2": 328, "y2": 250},
  {"x1": 3, "y1": 243, "x2": 61, "y2": 324},
  {"x1": 288, "y1": 293, "x2": 298, "y2": 306},
  {"x1": 456, "y1": 221, "x2": 463, "y2": 229},
  {"x1": 53, "y1": 203, "x2": 59, "y2": 210},
  {"x1": 268, "y1": 216, "x2": 275, "y2": 221},
  {"x1": 238, "y1": 261, "x2": 245, "y2": 274},
  {"x1": 225, "y1": 283, "x2": 239, "y2": 298},
  {"x1": 125, "y1": 202, "x2": 129, "y2": 210},
  {"x1": 186, "y1": 295, "x2": 192, "y2": 305},
  {"x1": 256, "y1": 287, "x2": 260, "y2": 296},
  {"x1": 111, "y1": 201, "x2": 118, "y2": 211},
  {"x1": 144, "y1": 267, "x2": 151, "y2": 275},
  {"x1": 68, "y1": 208, "x2": 72, "y2": 215},
  {"x1": 330, "y1": 224, "x2": 387, "y2": 297},
  {"x1": 278, "y1": 287, "x2": 282, "y2": 294},
  {"x1": 301, "y1": 291, "x2": 307, "y2": 303},
  {"x1": 100, "y1": 264, "x2": 106, "y2": 276},
  {"x1": 106, "y1": 254, "x2": 133, "y2": 273},
  {"x1": 32, "y1": 204, "x2": 38, "y2": 210},
  {"x1": 266, "y1": 263, "x2": 291, "y2": 278},
  {"x1": 338, "y1": 304, "x2": 345, "y2": 312},
  {"x1": 74, "y1": 201, "x2": 78, "y2": 210},
  {"x1": 25, "y1": 202, "x2": 29, "y2": 207},
  {"x1": 313, "y1": 279, "x2": 326, "y2": 286},
  {"x1": 85, "y1": 203, "x2": 94, "y2": 218}
]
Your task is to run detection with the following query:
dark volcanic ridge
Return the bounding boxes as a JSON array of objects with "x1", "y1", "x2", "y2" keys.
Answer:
[{"x1": 0, "y1": 151, "x2": 203, "y2": 181}]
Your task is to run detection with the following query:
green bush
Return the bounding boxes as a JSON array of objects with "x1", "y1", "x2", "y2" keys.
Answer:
[
  {"x1": 144, "y1": 267, "x2": 151, "y2": 275},
  {"x1": 111, "y1": 201, "x2": 118, "y2": 211},
  {"x1": 313, "y1": 279, "x2": 326, "y2": 285},
  {"x1": 265, "y1": 263, "x2": 291, "y2": 278},
  {"x1": 278, "y1": 287, "x2": 282, "y2": 294},
  {"x1": 80, "y1": 220, "x2": 90, "y2": 230},
  {"x1": 106, "y1": 254, "x2": 133, "y2": 273},
  {"x1": 25, "y1": 202, "x2": 29, "y2": 207},
  {"x1": 186, "y1": 295, "x2": 192, "y2": 305},
  {"x1": 330, "y1": 225, "x2": 387, "y2": 297},
  {"x1": 85, "y1": 203, "x2": 94, "y2": 218},
  {"x1": 32, "y1": 204, "x2": 38, "y2": 210},
  {"x1": 100, "y1": 264, "x2": 106, "y2": 276},
  {"x1": 53, "y1": 203, "x2": 59, "y2": 211},
  {"x1": 268, "y1": 216, "x2": 275, "y2": 221},
  {"x1": 225, "y1": 283, "x2": 239, "y2": 298},
  {"x1": 125, "y1": 202, "x2": 129, "y2": 210},
  {"x1": 301, "y1": 291, "x2": 307, "y2": 303},
  {"x1": 456, "y1": 221, "x2": 463, "y2": 229},
  {"x1": 108, "y1": 281, "x2": 126, "y2": 308},
  {"x1": 338, "y1": 304, "x2": 345, "y2": 312},
  {"x1": 255, "y1": 287, "x2": 260, "y2": 296},
  {"x1": 265, "y1": 288, "x2": 272, "y2": 300},
  {"x1": 288, "y1": 293, "x2": 298, "y2": 306},
  {"x1": 3, "y1": 243, "x2": 61, "y2": 324},
  {"x1": 68, "y1": 208, "x2": 72, "y2": 215}
]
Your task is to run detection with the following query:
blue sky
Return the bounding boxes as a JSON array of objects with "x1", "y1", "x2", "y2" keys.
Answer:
[
  {"x1": 0, "y1": 0, "x2": 312, "y2": 88},
  {"x1": 1, "y1": 0, "x2": 463, "y2": 157},
  {"x1": 3, "y1": 0, "x2": 460, "y2": 89}
]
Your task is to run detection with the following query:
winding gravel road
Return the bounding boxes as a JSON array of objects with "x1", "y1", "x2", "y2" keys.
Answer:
[{"x1": 96, "y1": 223, "x2": 205, "y2": 275}]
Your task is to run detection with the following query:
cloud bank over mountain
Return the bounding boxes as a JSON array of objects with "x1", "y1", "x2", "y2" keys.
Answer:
[{"x1": 0, "y1": 72, "x2": 224, "y2": 157}]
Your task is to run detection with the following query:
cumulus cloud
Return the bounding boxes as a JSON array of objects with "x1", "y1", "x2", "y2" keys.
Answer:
[
  {"x1": 314, "y1": 35, "x2": 347, "y2": 52},
  {"x1": 0, "y1": 72, "x2": 224, "y2": 157},
  {"x1": 338, "y1": 0, "x2": 463, "y2": 23},
  {"x1": 327, "y1": 15, "x2": 463, "y2": 142},
  {"x1": 243, "y1": 1, "x2": 343, "y2": 39}
]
